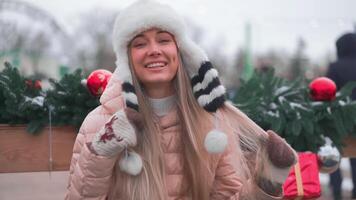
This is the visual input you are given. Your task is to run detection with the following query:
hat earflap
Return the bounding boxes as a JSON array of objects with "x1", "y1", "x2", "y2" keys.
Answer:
[
  {"x1": 191, "y1": 61, "x2": 226, "y2": 112},
  {"x1": 122, "y1": 82, "x2": 139, "y2": 111},
  {"x1": 113, "y1": 57, "x2": 139, "y2": 112}
]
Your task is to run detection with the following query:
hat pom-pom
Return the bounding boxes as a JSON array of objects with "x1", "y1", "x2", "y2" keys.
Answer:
[
  {"x1": 204, "y1": 129, "x2": 228, "y2": 153},
  {"x1": 119, "y1": 151, "x2": 143, "y2": 176}
]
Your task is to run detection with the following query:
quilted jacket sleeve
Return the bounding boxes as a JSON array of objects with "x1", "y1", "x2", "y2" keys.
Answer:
[
  {"x1": 65, "y1": 76, "x2": 126, "y2": 200},
  {"x1": 65, "y1": 108, "x2": 118, "y2": 200}
]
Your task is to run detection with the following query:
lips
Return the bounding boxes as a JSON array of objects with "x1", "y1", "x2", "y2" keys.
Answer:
[{"x1": 145, "y1": 62, "x2": 167, "y2": 68}]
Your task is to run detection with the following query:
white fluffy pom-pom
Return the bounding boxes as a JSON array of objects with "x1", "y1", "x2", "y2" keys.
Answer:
[
  {"x1": 204, "y1": 129, "x2": 228, "y2": 154},
  {"x1": 119, "y1": 151, "x2": 143, "y2": 176}
]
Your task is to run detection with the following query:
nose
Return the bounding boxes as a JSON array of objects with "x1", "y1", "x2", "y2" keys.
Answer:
[{"x1": 147, "y1": 42, "x2": 161, "y2": 57}]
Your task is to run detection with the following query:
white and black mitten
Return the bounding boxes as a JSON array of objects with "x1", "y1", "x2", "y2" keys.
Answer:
[{"x1": 91, "y1": 108, "x2": 143, "y2": 175}]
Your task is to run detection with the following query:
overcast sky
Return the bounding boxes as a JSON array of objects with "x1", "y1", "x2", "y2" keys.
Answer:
[{"x1": 16, "y1": 0, "x2": 356, "y2": 61}]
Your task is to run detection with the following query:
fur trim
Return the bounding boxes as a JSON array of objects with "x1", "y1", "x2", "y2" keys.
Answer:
[
  {"x1": 178, "y1": 38, "x2": 208, "y2": 76},
  {"x1": 191, "y1": 62, "x2": 226, "y2": 111},
  {"x1": 114, "y1": 58, "x2": 132, "y2": 83},
  {"x1": 112, "y1": 0, "x2": 192, "y2": 75},
  {"x1": 123, "y1": 93, "x2": 138, "y2": 111},
  {"x1": 122, "y1": 82, "x2": 138, "y2": 110},
  {"x1": 197, "y1": 85, "x2": 226, "y2": 107},
  {"x1": 203, "y1": 95, "x2": 226, "y2": 112},
  {"x1": 119, "y1": 150, "x2": 143, "y2": 176},
  {"x1": 192, "y1": 68, "x2": 219, "y2": 92}
]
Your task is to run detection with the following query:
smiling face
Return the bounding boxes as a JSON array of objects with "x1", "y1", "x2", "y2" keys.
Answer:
[{"x1": 129, "y1": 28, "x2": 179, "y2": 98}]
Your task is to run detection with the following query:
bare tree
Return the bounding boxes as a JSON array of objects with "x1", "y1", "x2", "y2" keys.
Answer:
[
  {"x1": 0, "y1": 18, "x2": 51, "y2": 76},
  {"x1": 289, "y1": 37, "x2": 309, "y2": 80},
  {"x1": 72, "y1": 9, "x2": 116, "y2": 72}
]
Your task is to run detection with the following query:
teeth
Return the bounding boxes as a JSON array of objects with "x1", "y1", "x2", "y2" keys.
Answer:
[{"x1": 146, "y1": 62, "x2": 165, "y2": 68}]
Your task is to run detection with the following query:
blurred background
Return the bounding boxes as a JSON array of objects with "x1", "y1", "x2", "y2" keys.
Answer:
[
  {"x1": 1, "y1": 0, "x2": 356, "y2": 87},
  {"x1": 1, "y1": 0, "x2": 356, "y2": 199}
]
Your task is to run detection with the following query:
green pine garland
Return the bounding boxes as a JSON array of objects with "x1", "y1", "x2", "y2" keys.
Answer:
[
  {"x1": 232, "y1": 69, "x2": 356, "y2": 152},
  {"x1": 0, "y1": 62, "x2": 47, "y2": 133},
  {"x1": 45, "y1": 69, "x2": 99, "y2": 128},
  {"x1": 2, "y1": 62, "x2": 356, "y2": 152},
  {"x1": 0, "y1": 62, "x2": 99, "y2": 134}
]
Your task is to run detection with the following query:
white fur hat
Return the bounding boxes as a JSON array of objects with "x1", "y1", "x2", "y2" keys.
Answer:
[
  {"x1": 112, "y1": 0, "x2": 226, "y2": 112},
  {"x1": 111, "y1": 0, "x2": 228, "y2": 175}
]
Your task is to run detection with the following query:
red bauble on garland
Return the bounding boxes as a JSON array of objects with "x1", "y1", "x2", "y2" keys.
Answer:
[
  {"x1": 309, "y1": 77, "x2": 337, "y2": 101},
  {"x1": 25, "y1": 79, "x2": 42, "y2": 90},
  {"x1": 86, "y1": 69, "x2": 112, "y2": 96}
]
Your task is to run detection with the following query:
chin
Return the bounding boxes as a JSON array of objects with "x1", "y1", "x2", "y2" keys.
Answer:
[
  {"x1": 142, "y1": 78, "x2": 174, "y2": 86},
  {"x1": 148, "y1": 77, "x2": 174, "y2": 83}
]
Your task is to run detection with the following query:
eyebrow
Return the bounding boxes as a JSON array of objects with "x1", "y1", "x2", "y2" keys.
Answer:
[
  {"x1": 132, "y1": 34, "x2": 144, "y2": 41},
  {"x1": 132, "y1": 30, "x2": 171, "y2": 40},
  {"x1": 157, "y1": 30, "x2": 170, "y2": 35}
]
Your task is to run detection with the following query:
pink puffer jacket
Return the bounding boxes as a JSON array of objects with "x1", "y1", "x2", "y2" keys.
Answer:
[{"x1": 65, "y1": 76, "x2": 284, "y2": 200}]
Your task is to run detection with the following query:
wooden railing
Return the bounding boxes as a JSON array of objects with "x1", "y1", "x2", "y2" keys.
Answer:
[
  {"x1": 0, "y1": 125, "x2": 76, "y2": 173},
  {"x1": 1, "y1": 124, "x2": 356, "y2": 173}
]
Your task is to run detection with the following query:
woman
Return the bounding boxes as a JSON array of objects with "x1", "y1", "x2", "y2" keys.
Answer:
[{"x1": 65, "y1": 1, "x2": 297, "y2": 199}]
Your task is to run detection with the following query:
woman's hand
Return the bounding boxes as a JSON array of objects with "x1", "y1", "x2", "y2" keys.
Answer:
[
  {"x1": 255, "y1": 130, "x2": 297, "y2": 196},
  {"x1": 90, "y1": 108, "x2": 142, "y2": 157},
  {"x1": 266, "y1": 130, "x2": 297, "y2": 168}
]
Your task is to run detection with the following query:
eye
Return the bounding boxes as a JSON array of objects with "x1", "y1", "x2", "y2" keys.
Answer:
[
  {"x1": 131, "y1": 38, "x2": 147, "y2": 48},
  {"x1": 158, "y1": 35, "x2": 174, "y2": 44},
  {"x1": 133, "y1": 42, "x2": 146, "y2": 48},
  {"x1": 159, "y1": 39, "x2": 171, "y2": 43},
  {"x1": 157, "y1": 32, "x2": 174, "y2": 44}
]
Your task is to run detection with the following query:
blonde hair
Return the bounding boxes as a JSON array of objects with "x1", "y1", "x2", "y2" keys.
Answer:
[
  {"x1": 109, "y1": 46, "x2": 267, "y2": 200},
  {"x1": 221, "y1": 103, "x2": 271, "y2": 182}
]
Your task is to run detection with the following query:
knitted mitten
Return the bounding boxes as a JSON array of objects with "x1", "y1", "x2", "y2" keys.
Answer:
[
  {"x1": 256, "y1": 130, "x2": 297, "y2": 196},
  {"x1": 266, "y1": 130, "x2": 297, "y2": 170},
  {"x1": 91, "y1": 108, "x2": 138, "y2": 157}
]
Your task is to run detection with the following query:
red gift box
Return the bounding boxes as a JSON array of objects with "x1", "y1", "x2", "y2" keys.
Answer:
[{"x1": 283, "y1": 152, "x2": 321, "y2": 200}]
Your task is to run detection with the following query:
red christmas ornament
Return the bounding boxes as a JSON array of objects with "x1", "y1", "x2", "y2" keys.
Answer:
[
  {"x1": 309, "y1": 77, "x2": 337, "y2": 101},
  {"x1": 86, "y1": 69, "x2": 112, "y2": 96},
  {"x1": 25, "y1": 80, "x2": 42, "y2": 90},
  {"x1": 34, "y1": 80, "x2": 42, "y2": 90}
]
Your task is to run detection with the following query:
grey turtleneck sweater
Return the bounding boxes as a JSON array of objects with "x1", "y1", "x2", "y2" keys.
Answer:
[{"x1": 148, "y1": 95, "x2": 177, "y2": 117}]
